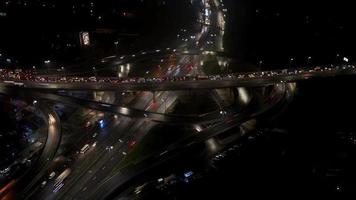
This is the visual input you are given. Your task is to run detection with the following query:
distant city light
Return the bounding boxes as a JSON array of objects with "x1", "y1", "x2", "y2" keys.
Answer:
[{"x1": 79, "y1": 32, "x2": 90, "y2": 46}]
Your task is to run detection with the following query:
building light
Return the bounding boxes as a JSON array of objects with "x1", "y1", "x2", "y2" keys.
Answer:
[{"x1": 79, "y1": 32, "x2": 90, "y2": 46}]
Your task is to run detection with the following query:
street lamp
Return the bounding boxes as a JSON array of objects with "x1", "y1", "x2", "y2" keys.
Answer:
[
  {"x1": 343, "y1": 57, "x2": 349, "y2": 63},
  {"x1": 335, "y1": 53, "x2": 340, "y2": 64},
  {"x1": 61, "y1": 67, "x2": 65, "y2": 76},
  {"x1": 32, "y1": 66, "x2": 37, "y2": 78},
  {"x1": 289, "y1": 57, "x2": 295, "y2": 68},
  {"x1": 44, "y1": 60, "x2": 51, "y2": 74},
  {"x1": 92, "y1": 67, "x2": 97, "y2": 77},
  {"x1": 307, "y1": 56, "x2": 312, "y2": 66}
]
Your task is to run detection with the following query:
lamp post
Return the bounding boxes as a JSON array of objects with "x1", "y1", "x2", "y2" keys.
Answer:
[
  {"x1": 307, "y1": 56, "x2": 312, "y2": 67},
  {"x1": 289, "y1": 57, "x2": 295, "y2": 68},
  {"x1": 258, "y1": 60, "x2": 263, "y2": 68},
  {"x1": 61, "y1": 67, "x2": 65, "y2": 77},
  {"x1": 44, "y1": 60, "x2": 51, "y2": 74},
  {"x1": 32, "y1": 66, "x2": 36, "y2": 80},
  {"x1": 93, "y1": 67, "x2": 97, "y2": 77},
  {"x1": 335, "y1": 53, "x2": 340, "y2": 64}
]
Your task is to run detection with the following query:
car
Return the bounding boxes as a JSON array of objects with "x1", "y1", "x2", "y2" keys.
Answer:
[
  {"x1": 41, "y1": 181, "x2": 47, "y2": 188},
  {"x1": 49, "y1": 171, "x2": 56, "y2": 180},
  {"x1": 80, "y1": 144, "x2": 90, "y2": 154},
  {"x1": 106, "y1": 146, "x2": 114, "y2": 151},
  {"x1": 0, "y1": 167, "x2": 10, "y2": 174}
]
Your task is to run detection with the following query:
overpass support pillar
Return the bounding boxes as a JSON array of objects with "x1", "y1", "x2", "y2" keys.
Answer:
[{"x1": 152, "y1": 91, "x2": 156, "y2": 104}]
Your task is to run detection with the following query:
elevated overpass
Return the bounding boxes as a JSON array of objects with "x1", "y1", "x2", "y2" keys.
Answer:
[
  {"x1": 0, "y1": 64, "x2": 354, "y2": 92},
  {"x1": 0, "y1": 85, "x2": 248, "y2": 124}
]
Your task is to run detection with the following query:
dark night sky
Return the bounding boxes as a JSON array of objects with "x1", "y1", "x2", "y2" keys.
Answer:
[
  {"x1": 0, "y1": 0, "x2": 193, "y2": 65},
  {"x1": 1, "y1": 0, "x2": 356, "y2": 67},
  {"x1": 227, "y1": 0, "x2": 356, "y2": 66}
]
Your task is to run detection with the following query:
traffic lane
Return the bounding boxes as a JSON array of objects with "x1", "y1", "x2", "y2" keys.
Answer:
[
  {"x1": 67, "y1": 88, "x2": 175, "y2": 198},
  {"x1": 63, "y1": 117, "x2": 152, "y2": 198},
  {"x1": 26, "y1": 109, "x2": 100, "y2": 200},
  {"x1": 50, "y1": 117, "x2": 133, "y2": 199},
  {"x1": 66, "y1": 75, "x2": 185, "y2": 198},
  {"x1": 72, "y1": 120, "x2": 157, "y2": 200},
  {"x1": 64, "y1": 124, "x2": 139, "y2": 198},
  {"x1": 34, "y1": 113, "x2": 128, "y2": 200},
  {"x1": 12, "y1": 102, "x2": 62, "y2": 199},
  {"x1": 54, "y1": 86, "x2": 163, "y2": 199}
]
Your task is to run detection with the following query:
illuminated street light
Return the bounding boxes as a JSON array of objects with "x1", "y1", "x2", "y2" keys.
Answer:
[
  {"x1": 258, "y1": 60, "x2": 263, "y2": 68},
  {"x1": 44, "y1": 60, "x2": 51, "y2": 74},
  {"x1": 335, "y1": 53, "x2": 341, "y2": 63},
  {"x1": 289, "y1": 57, "x2": 295, "y2": 68},
  {"x1": 343, "y1": 57, "x2": 349, "y2": 63},
  {"x1": 61, "y1": 67, "x2": 65, "y2": 76},
  {"x1": 307, "y1": 56, "x2": 312, "y2": 66},
  {"x1": 93, "y1": 67, "x2": 97, "y2": 77}
]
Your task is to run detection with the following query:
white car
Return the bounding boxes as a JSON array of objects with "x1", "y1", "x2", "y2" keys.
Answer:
[
  {"x1": 49, "y1": 172, "x2": 56, "y2": 180},
  {"x1": 41, "y1": 181, "x2": 47, "y2": 188}
]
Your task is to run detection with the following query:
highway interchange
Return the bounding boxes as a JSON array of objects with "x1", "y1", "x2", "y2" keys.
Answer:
[{"x1": 0, "y1": 0, "x2": 353, "y2": 199}]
